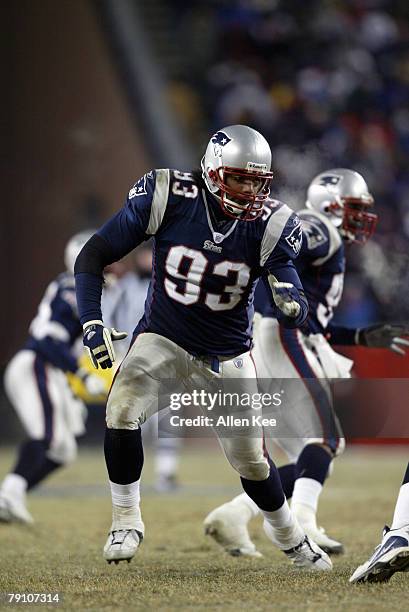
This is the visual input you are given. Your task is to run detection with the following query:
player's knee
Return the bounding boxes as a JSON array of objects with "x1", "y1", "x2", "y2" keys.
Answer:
[
  {"x1": 231, "y1": 456, "x2": 270, "y2": 481},
  {"x1": 106, "y1": 403, "x2": 143, "y2": 430}
]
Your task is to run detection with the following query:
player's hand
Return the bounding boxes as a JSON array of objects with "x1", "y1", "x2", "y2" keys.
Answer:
[
  {"x1": 357, "y1": 324, "x2": 409, "y2": 356},
  {"x1": 76, "y1": 368, "x2": 107, "y2": 396},
  {"x1": 268, "y1": 275, "x2": 301, "y2": 318},
  {"x1": 82, "y1": 320, "x2": 127, "y2": 369}
]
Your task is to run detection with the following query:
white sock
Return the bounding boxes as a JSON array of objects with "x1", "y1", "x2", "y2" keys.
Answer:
[
  {"x1": 110, "y1": 479, "x2": 144, "y2": 534},
  {"x1": 262, "y1": 500, "x2": 304, "y2": 549},
  {"x1": 1, "y1": 474, "x2": 28, "y2": 499},
  {"x1": 391, "y1": 482, "x2": 409, "y2": 530},
  {"x1": 291, "y1": 478, "x2": 322, "y2": 526},
  {"x1": 231, "y1": 493, "x2": 260, "y2": 520}
]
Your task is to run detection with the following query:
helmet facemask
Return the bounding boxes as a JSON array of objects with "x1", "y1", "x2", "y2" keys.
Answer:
[
  {"x1": 208, "y1": 166, "x2": 273, "y2": 221},
  {"x1": 327, "y1": 195, "x2": 377, "y2": 244}
]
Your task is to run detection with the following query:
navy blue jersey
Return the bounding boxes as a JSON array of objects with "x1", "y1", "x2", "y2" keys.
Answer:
[
  {"x1": 257, "y1": 209, "x2": 345, "y2": 335},
  {"x1": 76, "y1": 169, "x2": 307, "y2": 357},
  {"x1": 25, "y1": 273, "x2": 82, "y2": 372}
]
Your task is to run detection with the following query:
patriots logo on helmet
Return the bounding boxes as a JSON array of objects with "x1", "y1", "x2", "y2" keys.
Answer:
[
  {"x1": 211, "y1": 131, "x2": 232, "y2": 157},
  {"x1": 285, "y1": 221, "x2": 303, "y2": 255},
  {"x1": 319, "y1": 174, "x2": 342, "y2": 188}
]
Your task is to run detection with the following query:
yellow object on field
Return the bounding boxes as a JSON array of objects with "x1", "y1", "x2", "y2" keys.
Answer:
[{"x1": 67, "y1": 353, "x2": 115, "y2": 404}]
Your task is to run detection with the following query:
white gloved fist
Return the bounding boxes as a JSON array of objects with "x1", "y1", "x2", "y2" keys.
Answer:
[
  {"x1": 82, "y1": 320, "x2": 127, "y2": 369},
  {"x1": 268, "y1": 275, "x2": 301, "y2": 318}
]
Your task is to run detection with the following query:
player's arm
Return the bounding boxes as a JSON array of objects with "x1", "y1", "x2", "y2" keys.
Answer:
[
  {"x1": 266, "y1": 260, "x2": 309, "y2": 328},
  {"x1": 75, "y1": 169, "x2": 169, "y2": 369},
  {"x1": 261, "y1": 208, "x2": 308, "y2": 328},
  {"x1": 327, "y1": 322, "x2": 409, "y2": 355}
]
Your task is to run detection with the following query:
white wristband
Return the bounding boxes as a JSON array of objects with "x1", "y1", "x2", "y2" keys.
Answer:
[{"x1": 83, "y1": 319, "x2": 103, "y2": 331}]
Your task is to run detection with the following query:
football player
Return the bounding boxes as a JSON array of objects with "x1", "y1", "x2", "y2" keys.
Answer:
[
  {"x1": 0, "y1": 231, "x2": 107, "y2": 524},
  {"x1": 204, "y1": 169, "x2": 409, "y2": 557},
  {"x1": 350, "y1": 461, "x2": 409, "y2": 583},
  {"x1": 74, "y1": 125, "x2": 332, "y2": 570}
]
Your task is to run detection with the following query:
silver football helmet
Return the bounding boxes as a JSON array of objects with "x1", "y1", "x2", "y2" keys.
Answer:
[
  {"x1": 64, "y1": 230, "x2": 95, "y2": 274},
  {"x1": 306, "y1": 168, "x2": 377, "y2": 244},
  {"x1": 201, "y1": 125, "x2": 274, "y2": 221}
]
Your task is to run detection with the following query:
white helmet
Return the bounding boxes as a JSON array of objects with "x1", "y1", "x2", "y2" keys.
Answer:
[
  {"x1": 64, "y1": 230, "x2": 95, "y2": 274},
  {"x1": 201, "y1": 125, "x2": 274, "y2": 221},
  {"x1": 306, "y1": 168, "x2": 377, "y2": 243}
]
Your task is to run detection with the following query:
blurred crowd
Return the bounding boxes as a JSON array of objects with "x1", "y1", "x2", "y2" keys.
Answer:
[{"x1": 167, "y1": 0, "x2": 409, "y2": 325}]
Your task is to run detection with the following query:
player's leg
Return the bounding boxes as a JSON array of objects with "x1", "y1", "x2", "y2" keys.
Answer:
[
  {"x1": 204, "y1": 318, "x2": 339, "y2": 557},
  {"x1": 203, "y1": 352, "x2": 331, "y2": 570},
  {"x1": 275, "y1": 325, "x2": 344, "y2": 553},
  {"x1": 203, "y1": 318, "x2": 331, "y2": 557},
  {"x1": 103, "y1": 333, "x2": 184, "y2": 563},
  {"x1": 350, "y1": 462, "x2": 409, "y2": 584},
  {"x1": 0, "y1": 352, "x2": 66, "y2": 524}
]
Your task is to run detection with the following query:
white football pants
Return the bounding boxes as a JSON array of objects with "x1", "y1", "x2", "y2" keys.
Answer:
[
  {"x1": 4, "y1": 350, "x2": 86, "y2": 464},
  {"x1": 252, "y1": 318, "x2": 345, "y2": 462},
  {"x1": 106, "y1": 332, "x2": 270, "y2": 481}
]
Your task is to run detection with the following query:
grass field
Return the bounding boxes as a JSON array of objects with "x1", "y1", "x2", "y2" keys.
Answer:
[{"x1": 0, "y1": 443, "x2": 408, "y2": 611}]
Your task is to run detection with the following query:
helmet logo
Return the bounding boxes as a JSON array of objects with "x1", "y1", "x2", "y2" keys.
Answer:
[
  {"x1": 211, "y1": 131, "x2": 232, "y2": 157},
  {"x1": 319, "y1": 174, "x2": 342, "y2": 190}
]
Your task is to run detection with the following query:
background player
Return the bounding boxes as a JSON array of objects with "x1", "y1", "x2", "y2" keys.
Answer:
[
  {"x1": 204, "y1": 168, "x2": 409, "y2": 557},
  {"x1": 74, "y1": 125, "x2": 332, "y2": 570},
  {"x1": 0, "y1": 231, "x2": 108, "y2": 524}
]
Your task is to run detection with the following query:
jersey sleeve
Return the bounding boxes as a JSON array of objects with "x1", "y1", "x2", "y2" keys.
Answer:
[
  {"x1": 298, "y1": 212, "x2": 342, "y2": 266},
  {"x1": 29, "y1": 282, "x2": 81, "y2": 372},
  {"x1": 75, "y1": 169, "x2": 170, "y2": 325},
  {"x1": 261, "y1": 209, "x2": 303, "y2": 270},
  {"x1": 326, "y1": 323, "x2": 357, "y2": 346},
  {"x1": 97, "y1": 169, "x2": 170, "y2": 259},
  {"x1": 260, "y1": 209, "x2": 308, "y2": 327}
]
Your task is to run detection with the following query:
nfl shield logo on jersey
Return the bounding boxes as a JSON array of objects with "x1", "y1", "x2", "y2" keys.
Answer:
[
  {"x1": 211, "y1": 131, "x2": 232, "y2": 157},
  {"x1": 233, "y1": 358, "x2": 243, "y2": 369}
]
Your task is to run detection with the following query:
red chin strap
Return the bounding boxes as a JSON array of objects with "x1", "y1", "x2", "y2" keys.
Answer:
[
  {"x1": 209, "y1": 166, "x2": 274, "y2": 221},
  {"x1": 328, "y1": 197, "x2": 378, "y2": 244}
]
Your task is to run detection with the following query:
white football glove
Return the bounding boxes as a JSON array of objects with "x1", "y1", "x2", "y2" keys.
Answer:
[
  {"x1": 76, "y1": 368, "x2": 107, "y2": 396},
  {"x1": 357, "y1": 323, "x2": 409, "y2": 356},
  {"x1": 268, "y1": 275, "x2": 301, "y2": 318},
  {"x1": 82, "y1": 320, "x2": 127, "y2": 369}
]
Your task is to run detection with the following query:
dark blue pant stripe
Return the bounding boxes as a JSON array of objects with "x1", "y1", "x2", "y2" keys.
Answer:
[
  {"x1": 33, "y1": 356, "x2": 53, "y2": 443},
  {"x1": 279, "y1": 326, "x2": 339, "y2": 453}
]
